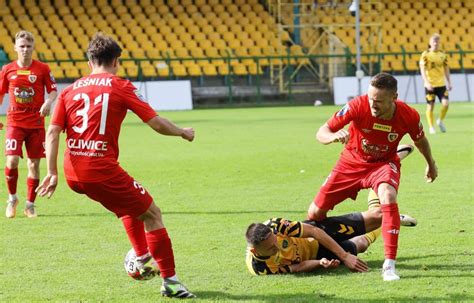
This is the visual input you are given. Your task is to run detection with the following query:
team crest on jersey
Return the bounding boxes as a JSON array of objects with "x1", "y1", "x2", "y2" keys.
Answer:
[
  {"x1": 282, "y1": 240, "x2": 289, "y2": 249},
  {"x1": 337, "y1": 104, "x2": 350, "y2": 117},
  {"x1": 387, "y1": 132, "x2": 399, "y2": 142},
  {"x1": 28, "y1": 74, "x2": 37, "y2": 83}
]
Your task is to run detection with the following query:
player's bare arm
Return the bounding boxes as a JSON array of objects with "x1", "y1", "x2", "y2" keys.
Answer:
[
  {"x1": 301, "y1": 223, "x2": 368, "y2": 272},
  {"x1": 39, "y1": 90, "x2": 58, "y2": 117},
  {"x1": 289, "y1": 258, "x2": 340, "y2": 273},
  {"x1": 37, "y1": 124, "x2": 62, "y2": 198},
  {"x1": 414, "y1": 136, "x2": 438, "y2": 183},
  {"x1": 147, "y1": 116, "x2": 195, "y2": 142},
  {"x1": 444, "y1": 65, "x2": 452, "y2": 91},
  {"x1": 316, "y1": 123, "x2": 349, "y2": 145}
]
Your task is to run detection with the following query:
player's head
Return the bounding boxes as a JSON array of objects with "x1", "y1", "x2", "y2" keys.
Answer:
[
  {"x1": 429, "y1": 33, "x2": 441, "y2": 51},
  {"x1": 14, "y1": 31, "x2": 35, "y2": 61},
  {"x1": 246, "y1": 223, "x2": 279, "y2": 256},
  {"x1": 368, "y1": 73, "x2": 398, "y2": 119},
  {"x1": 87, "y1": 33, "x2": 122, "y2": 73}
]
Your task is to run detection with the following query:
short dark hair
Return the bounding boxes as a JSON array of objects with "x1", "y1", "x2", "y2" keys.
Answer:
[
  {"x1": 87, "y1": 33, "x2": 122, "y2": 66},
  {"x1": 370, "y1": 72, "x2": 398, "y2": 92},
  {"x1": 246, "y1": 223, "x2": 272, "y2": 247}
]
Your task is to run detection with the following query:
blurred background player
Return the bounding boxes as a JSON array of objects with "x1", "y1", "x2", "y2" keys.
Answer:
[
  {"x1": 37, "y1": 33, "x2": 195, "y2": 299},
  {"x1": 419, "y1": 33, "x2": 452, "y2": 134},
  {"x1": 307, "y1": 73, "x2": 437, "y2": 281},
  {"x1": 0, "y1": 30, "x2": 57, "y2": 218},
  {"x1": 246, "y1": 215, "x2": 377, "y2": 275}
]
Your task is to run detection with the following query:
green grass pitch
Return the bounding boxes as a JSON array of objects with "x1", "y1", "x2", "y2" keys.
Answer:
[{"x1": 1, "y1": 103, "x2": 473, "y2": 302}]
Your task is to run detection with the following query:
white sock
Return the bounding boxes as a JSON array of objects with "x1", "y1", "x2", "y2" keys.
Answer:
[
  {"x1": 8, "y1": 194, "x2": 17, "y2": 202},
  {"x1": 165, "y1": 275, "x2": 179, "y2": 283},
  {"x1": 383, "y1": 259, "x2": 396, "y2": 269}
]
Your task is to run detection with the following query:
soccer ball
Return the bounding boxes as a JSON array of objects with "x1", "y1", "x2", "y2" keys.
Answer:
[{"x1": 124, "y1": 248, "x2": 160, "y2": 281}]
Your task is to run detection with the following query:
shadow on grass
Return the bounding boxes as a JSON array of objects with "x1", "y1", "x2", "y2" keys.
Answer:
[
  {"x1": 164, "y1": 210, "x2": 305, "y2": 215},
  {"x1": 195, "y1": 291, "x2": 473, "y2": 302}
]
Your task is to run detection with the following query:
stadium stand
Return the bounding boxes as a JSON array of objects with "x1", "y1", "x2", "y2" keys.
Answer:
[{"x1": 0, "y1": 0, "x2": 472, "y2": 80}]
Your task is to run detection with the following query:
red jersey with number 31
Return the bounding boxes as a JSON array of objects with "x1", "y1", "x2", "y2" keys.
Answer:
[
  {"x1": 0, "y1": 60, "x2": 57, "y2": 128},
  {"x1": 327, "y1": 95, "x2": 424, "y2": 164},
  {"x1": 51, "y1": 73, "x2": 157, "y2": 182}
]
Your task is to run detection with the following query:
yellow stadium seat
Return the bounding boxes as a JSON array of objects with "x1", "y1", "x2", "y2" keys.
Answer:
[
  {"x1": 218, "y1": 64, "x2": 230, "y2": 76},
  {"x1": 232, "y1": 64, "x2": 247, "y2": 76},
  {"x1": 172, "y1": 65, "x2": 187, "y2": 77}
]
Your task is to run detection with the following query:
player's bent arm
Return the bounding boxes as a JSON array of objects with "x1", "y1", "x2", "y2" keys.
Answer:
[
  {"x1": 289, "y1": 260, "x2": 324, "y2": 273},
  {"x1": 414, "y1": 136, "x2": 438, "y2": 182},
  {"x1": 289, "y1": 259, "x2": 340, "y2": 273},
  {"x1": 39, "y1": 91, "x2": 58, "y2": 117},
  {"x1": 316, "y1": 123, "x2": 349, "y2": 145},
  {"x1": 147, "y1": 116, "x2": 195, "y2": 142},
  {"x1": 301, "y1": 223, "x2": 368, "y2": 272},
  {"x1": 444, "y1": 65, "x2": 452, "y2": 90}
]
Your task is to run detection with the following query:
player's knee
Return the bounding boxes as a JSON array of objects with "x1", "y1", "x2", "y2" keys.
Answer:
[
  {"x1": 307, "y1": 203, "x2": 327, "y2": 221},
  {"x1": 367, "y1": 206, "x2": 382, "y2": 222},
  {"x1": 377, "y1": 184, "x2": 397, "y2": 204},
  {"x1": 6, "y1": 156, "x2": 19, "y2": 168}
]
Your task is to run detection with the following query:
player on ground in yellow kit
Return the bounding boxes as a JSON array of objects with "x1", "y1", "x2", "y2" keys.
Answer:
[{"x1": 419, "y1": 33, "x2": 452, "y2": 134}]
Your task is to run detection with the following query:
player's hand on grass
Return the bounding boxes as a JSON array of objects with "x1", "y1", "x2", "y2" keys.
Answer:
[
  {"x1": 333, "y1": 129, "x2": 350, "y2": 144},
  {"x1": 320, "y1": 258, "x2": 340, "y2": 269},
  {"x1": 39, "y1": 102, "x2": 52, "y2": 116},
  {"x1": 181, "y1": 127, "x2": 195, "y2": 142},
  {"x1": 425, "y1": 162, "x2": 438, "y2": 183},
  {"x1": 36, "y1": 174, "x2": 58, "y2": 198},
  {"x1": 342, "y1": 253, "x2": 368, "y2": 272}
]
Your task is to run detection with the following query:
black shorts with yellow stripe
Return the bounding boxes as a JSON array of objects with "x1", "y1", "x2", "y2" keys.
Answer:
[{"x1": 425, "y1": 86, "x2": 448, "y2": 103}]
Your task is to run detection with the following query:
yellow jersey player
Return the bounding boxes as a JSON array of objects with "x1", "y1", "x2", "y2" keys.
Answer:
[
  {"x1": 419, "y1": 33, "x2": 452, "y2": 134},
  {"x1": 245, "y1": 215, "x2": 378, "y2": 275}
]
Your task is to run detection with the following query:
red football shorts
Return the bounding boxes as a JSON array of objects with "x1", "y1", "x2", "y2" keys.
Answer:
[
  {"x1": 66, "y1": 168, "x2": 153, "y2": 218},
  {"x1": 5, "y1": 126, "x2": 45, "y2": 158},
  {"x1": 314, "y1": 159, "x2": 401, "y2": 210}
]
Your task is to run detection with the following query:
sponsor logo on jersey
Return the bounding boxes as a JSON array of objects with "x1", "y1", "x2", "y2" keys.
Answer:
[
  {"x1": 28, "y1": 74, "x2": 37, "y2": 83},
  {"x1": 373, "y1": 123, "x2": 392, "y2": 132},
  {"x1": 10, "y1": 75, "x2": 18, "y2": 80},
  {"x1": 17, "y1": 70, "x2": 31, "y2": 75},
  {"x1": 134, "y1": 89, "x2": 146, "y2": 102},
  {"x1": 388, "y1": 132, "x2": 399, "y2": 142},
  {"x1": 362, "y1": 128, "x2": 371, "y2": 133},
  {"x1": 337, "y1": 104, "x2": 350, "y2": 117},
  {"x1": 13, "y1": 87, "x2": 35, "y2": 103}
]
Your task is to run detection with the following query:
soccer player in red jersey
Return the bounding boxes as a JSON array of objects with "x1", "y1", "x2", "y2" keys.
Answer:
[
  {"x1": 307, "y1": 73, "x2": 438, "y2": 281},
  {"x1": 36, "y1": 34, "x2": 195, "y2": 298},
  {"x1": 0, "y1": 31, "x2": 57, "y2": 218}
]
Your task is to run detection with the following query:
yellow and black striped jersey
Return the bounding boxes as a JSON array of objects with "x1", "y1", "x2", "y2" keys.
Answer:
[
  {"x1": 246, "y1": 218, "x2": 319, "y2": 275},
  {"x1": 419, "y1": 50, "x2": 449, "y2": 87}
]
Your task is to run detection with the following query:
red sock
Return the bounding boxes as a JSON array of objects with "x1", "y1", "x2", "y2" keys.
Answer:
[
  {"x1": 121, "y1": 215, "x2": 149, "y2": 257},
  {"x1": 5, "y1": 167, "x2": 18, "y2": 195},
  {"x1": 146, "y1": 228, "x2": 176, "y2": 278},
  {"x1": 381, "y1": 203, "x2": 400, "y2": 260},
  {"x1": 27, "y1": 178, "x2": 40, "y2": 203}
]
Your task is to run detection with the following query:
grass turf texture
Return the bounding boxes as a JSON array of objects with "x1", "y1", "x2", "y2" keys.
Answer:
[{"x1": 1, "y1": 103, "x2": 472, "y2": 302}]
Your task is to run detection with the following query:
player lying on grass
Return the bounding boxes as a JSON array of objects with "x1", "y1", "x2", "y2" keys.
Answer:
[
  {"x1": 245, "y1": 144, "x2": 417, "y2": 275},
  {"x1": 245, "y1": 214, "x2": 379, "y2": 275}
]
